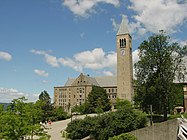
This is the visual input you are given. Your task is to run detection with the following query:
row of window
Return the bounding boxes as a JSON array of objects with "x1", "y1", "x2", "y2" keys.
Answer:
[
  {"x1": 58, "y1": 88, "x2": 71, "y2": 91},
  {"x1": 77, "y1": 80, "x2": 86, "y2": 84},
  {"x1": 105, "y1": 88, "x2": 117, "y2": 93},
  {"x1": 108, "y1": 95, "x2": 117, "y2": 99}
]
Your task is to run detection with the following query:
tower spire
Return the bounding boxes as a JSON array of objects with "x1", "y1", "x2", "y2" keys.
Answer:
[{"x1": 117, "y1": 15, "x2": 129, "y2": 35}]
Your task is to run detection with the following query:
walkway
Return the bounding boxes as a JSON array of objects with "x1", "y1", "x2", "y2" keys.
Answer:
[{"x1": 46, "y1": 114, "x2": 97, "y2": 140}]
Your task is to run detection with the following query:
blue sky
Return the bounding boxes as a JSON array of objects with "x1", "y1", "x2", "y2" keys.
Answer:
[{"x1": 0, "y1": 0, "x2": 187, "y2": 103}]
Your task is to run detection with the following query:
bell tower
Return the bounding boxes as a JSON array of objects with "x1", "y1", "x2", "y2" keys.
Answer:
[{"x1": 116, "y1": 16, "x2": 133, "y2": 101}]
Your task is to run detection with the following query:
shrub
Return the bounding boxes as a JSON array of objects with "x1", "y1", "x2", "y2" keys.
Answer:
[{"x1": 109, "y1": 133, "x2": 137, "y2": 140}]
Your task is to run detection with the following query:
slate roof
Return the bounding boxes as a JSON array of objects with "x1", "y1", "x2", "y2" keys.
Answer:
[
  {"x1": 95, "y1": 76, "x2": 117, "y2": 87},
  {"x1": 64, "y1": 74, "x2": 116, "y2": 87},
  {"x1": 117, "y1": 15, "x2": 129, "y2": 35}
]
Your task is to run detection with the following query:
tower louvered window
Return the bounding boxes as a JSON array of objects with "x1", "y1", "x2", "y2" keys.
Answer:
[{"x1": 120, "y1": 38, "x2": 126, "y2": 48}]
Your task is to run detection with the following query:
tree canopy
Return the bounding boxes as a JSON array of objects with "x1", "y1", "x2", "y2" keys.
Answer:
[
  {"x1": 66, "y1": 100, "x2": 147, "y2": 140},
  {"x1": 0, "y1": 97, "x2": 49, "y2": 140},
  {"x1": 134, "y1": 31, "x2": 187, "y2": 120},
  {"x1": 72, "y1": 85, "x2": 111, "y2": 114}
]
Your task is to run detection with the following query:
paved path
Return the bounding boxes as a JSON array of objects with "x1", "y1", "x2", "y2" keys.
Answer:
[{"x1": 46, "y1": 114, "x2": 97, "y2": 140}]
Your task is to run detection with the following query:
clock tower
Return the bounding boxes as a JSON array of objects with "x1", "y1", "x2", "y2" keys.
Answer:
[{"x1": 116, "y1": 16, "x2": 133, "y2": 101}]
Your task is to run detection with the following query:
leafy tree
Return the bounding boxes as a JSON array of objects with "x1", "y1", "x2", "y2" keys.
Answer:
[
  {"x1": 134, "y1": 31, "x2": 187, "y2": 120},
  {"x1": 115, "y1": 98, "x2": 133, "y2": 110},
  {"x1": 71, "y1": 86, "x2": 111, "y2": 114},
  {"x1": 0, "y1": 97, "x2": 48, "y2": 140},
  {"x1": 71, "y1": 102, "x2": 90, "y2": 114},
  {"x1": 66, "y1": 116, "x2": 95, "y2": 140},
  {"x1": 87, "y1": 86, "x2": 111, "y2": 113},
  {"x1": 52, "y1": 107, "x2": 68, "y2": 121}
]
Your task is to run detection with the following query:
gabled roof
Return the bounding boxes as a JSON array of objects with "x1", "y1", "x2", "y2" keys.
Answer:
[
  {"x1": 95, "y1": 76, "x2": 116, "y2": 87},
  {"x1": 64, "y1": 74, "x2": 116, "y2": 87},
  {"x1": 85, "y1": 75, "x2": 100, "y2": 86},
  {"x1": 64, "y1": 78, "x2": 75, "y2": 86},
  {"x1": 117, "y1": 15, "x2": 129, "y2": 36}
]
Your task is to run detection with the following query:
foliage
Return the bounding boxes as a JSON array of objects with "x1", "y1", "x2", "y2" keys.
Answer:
[
  {"x1": 66, "y1": 116, "x2": 95, "y2": 140},
  {"x1": 168, "y1": 113, "x2": 187, "y2": 120},
  {"x1": 109, "y1": 133, "x2": 137, "y2": 140},
  {"x1": 38, "y1": 90, "x2": 53, "y2": 122},
  {"x1": 0, "y1": 97, "x2": 48, "y2": 140},
  {"x1": 87, "y1": 86, "x2": 111, "y2": 113},
  {"x1": 71, "y1": 102, "x2": 90, "y2": 114},
  {"x1": 51, "y1": 107, "x2": 68, "y2": 121},
  {"x1": 115, "y1": 98, "x2": 133, "y2": 110},
  {"x1": 134, "y1": 31, "x2": 187, "y2": 120},
  {"x1": 66, "y1": 101, "x2": 147, "y2": 140},
  {"x1": 71, "y1": 86, "x2": 111, "y2": 114}
]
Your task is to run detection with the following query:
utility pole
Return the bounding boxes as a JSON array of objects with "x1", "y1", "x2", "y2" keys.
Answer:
[{"x1": 150, "y1": 105, "x2": 153, "y2": 126}]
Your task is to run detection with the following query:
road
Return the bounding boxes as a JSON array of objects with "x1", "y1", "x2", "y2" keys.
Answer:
[{"x1": 46, "y1": 114, "x2": 97, "y2": 140}]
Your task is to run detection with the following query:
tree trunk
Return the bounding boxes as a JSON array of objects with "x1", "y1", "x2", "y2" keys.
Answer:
[{"x1": 163, "y1": 104, "x2": 167, "y2": 121}]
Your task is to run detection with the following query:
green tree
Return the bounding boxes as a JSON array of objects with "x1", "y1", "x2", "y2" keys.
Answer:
[
  {"x1": 87, "y1": 86, "x2": 111, "y2": 113},
  {"x1": 38, "y1": 90, "x2": 53, "y2": 122},
  {"x1": 52, "y1": 107, "x2": 68, "y2": 121},
  {"x1": 66, "y1": 101, "x2": 147, "y2": 140},
  {"x1": 0, "y1": 97, "x2": 48, "y2": 140},
  {"x1": 134, "y1": 31, "x2": 187, "y2": 120},
  {"x1": 66, "y1": 116, "x2": 95, "y2": 140}
]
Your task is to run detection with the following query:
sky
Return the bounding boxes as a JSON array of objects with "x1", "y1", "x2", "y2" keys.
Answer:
[{"x1": 0, "y1": 0, "x2": 187, "y2": 103}]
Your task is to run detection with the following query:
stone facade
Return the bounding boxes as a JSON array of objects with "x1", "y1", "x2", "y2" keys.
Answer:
[
  {"x1": 54, "y1": 73, "x2": 117, "y2": 111},
  {"x1": 116, "y1": 16, "x2": 133, "y2": 101}
]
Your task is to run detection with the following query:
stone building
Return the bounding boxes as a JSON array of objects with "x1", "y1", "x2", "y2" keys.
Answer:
[
  {"x1": 54, "y1": 73, "x2": 117, "y2": 111},
  {"x1": 54, "y1": 16, "x2": 134, "y2": 110}
]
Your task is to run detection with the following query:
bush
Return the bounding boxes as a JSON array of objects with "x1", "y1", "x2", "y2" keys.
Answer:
[
  {"x1": 66, "y1": 116, "x2": 96, "y2": 140},
  {"x1": 109, "y1": 133, "x2": 137, "y2": 140},
  {"x1": 66, "y1": 101, "x2": 147, "y2": 140}
]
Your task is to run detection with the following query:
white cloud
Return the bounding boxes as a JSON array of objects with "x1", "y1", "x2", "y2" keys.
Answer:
[
  {"x1": 111, "y1": 14, "x2": 147, "y2": 37},
  {"x1": 132, "y1": 49, "x2": 140, "y2": 65},
  {"x1": 128, "y1": 0, "x2": 187, "y2": 34},
  {"x1": 111, "y1": 18, "x2": 120, "y2": 31},
  {"x1": 63, "y1": 0, "x2": 120, "y2": 17},
  {"x1": 0, "y1": 51, "x2": 12, "y2": 61},
  {"x1": 42, "y1": 80, "x2": 50, "y2": 83},
  {"x1": 170, "y1": 38, "x2": 187, "y2": 47},
  {"x1": 103, "y1": 70, "x2": 114, "y2": 76},
  {"x1": 31, "y1": 48, "x2": 140, "y2": 76},
  {"x1": 60, "y1": 48, "x2": 117, "y2": 72},
  {"x1": 34, "y1": 69, "x2": 49, "y2": 77},
  {"x1": 30, "y1": 49, "x2": 59, "y2": 67},
  {"x1": 0, "y1": 87, "x2": 39, "y2": 103}
]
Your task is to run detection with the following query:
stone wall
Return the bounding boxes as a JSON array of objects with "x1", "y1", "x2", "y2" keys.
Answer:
[{"x1": 130, "y1": 119, "x2": 179, "y2": 140}]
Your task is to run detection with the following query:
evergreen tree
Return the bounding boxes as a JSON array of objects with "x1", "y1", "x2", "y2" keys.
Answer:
[{"x1": 87, "y1": 86, "x2": 111, "y2": 113}]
